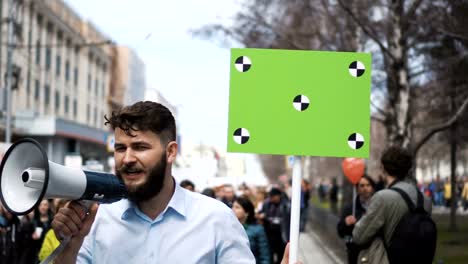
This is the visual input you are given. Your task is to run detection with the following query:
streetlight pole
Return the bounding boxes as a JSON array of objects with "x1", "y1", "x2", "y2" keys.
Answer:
[{"x1": 4, "y1": 0, "x2": 16, "y2": 144}]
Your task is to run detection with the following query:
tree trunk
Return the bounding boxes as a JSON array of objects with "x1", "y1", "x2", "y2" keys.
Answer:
[
  {"x1": 449, "y1": 95, "x2": 458, "y2": 231},
  {"x1": 449, "y1": 122, "x2": 458, "y2": 231},
  {"x1": 386, "y1": 0, "x2": 412, "y2": 148}
]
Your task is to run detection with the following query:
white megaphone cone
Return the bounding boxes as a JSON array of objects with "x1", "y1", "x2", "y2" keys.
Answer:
[{"x1": 0, "y1": 138, "x2": 127, "y2": 215}]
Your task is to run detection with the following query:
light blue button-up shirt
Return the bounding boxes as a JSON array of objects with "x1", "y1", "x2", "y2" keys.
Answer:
[{"x1": 78, "y1": 181, "x2": 255, "y2": 263}]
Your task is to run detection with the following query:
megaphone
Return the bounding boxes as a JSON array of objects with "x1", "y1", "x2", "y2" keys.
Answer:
[{"x1": 0, "y1": 138, "x2": 127, "y2": 215}]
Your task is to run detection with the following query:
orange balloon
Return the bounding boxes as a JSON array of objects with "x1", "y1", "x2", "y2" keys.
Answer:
[{"x1": 342, "y1": 158, "x2": 365, "y2": 185}]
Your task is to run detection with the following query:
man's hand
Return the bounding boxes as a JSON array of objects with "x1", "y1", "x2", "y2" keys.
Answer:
[
  {"x1": 280, "y1": 243, "x2": 303, "y2": 264},
  {"x1": 52, "y1": 201, "x2": 99, "y2": 249},
  {"x1": 345, "y1": 215, "x2": 357, "y2": 226}
]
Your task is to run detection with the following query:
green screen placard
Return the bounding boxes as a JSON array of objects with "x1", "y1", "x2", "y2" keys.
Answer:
[{"x1": 227, "y1": 48, "x2": 371, "y2": 158}]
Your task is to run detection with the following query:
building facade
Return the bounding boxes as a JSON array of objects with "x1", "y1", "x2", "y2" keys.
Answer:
[
  {"x1": 0, "y1": 0, "x2": 114, "y2": 168},
  {"x1": 109, "y1": 46, "x2": 146, "y2": 112}
]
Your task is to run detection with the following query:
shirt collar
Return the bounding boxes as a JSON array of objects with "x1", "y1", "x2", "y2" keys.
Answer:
[
  {"x1": 167, "y1": 180, "x2": 187, "y2": 218},
  {"x1": 120, "y1": 177, "x2": 187, "y2": 220}
]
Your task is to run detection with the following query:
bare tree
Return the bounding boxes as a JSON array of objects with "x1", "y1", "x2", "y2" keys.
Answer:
[{"x1": 195, "y1": 1, "x2": 468, "y2": 190}]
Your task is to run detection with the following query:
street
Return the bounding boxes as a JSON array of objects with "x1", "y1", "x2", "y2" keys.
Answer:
[{"x1": 298, "y1": 231, "x2": 344, "y2": 264}]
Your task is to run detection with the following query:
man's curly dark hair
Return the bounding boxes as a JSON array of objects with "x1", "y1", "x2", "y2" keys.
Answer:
[
  {"x1": 104, "y1": 101, "x2": 176, "y2": 145},
  {"x1": 381, "y1": 146, "x2": 413, "y2": 180}
]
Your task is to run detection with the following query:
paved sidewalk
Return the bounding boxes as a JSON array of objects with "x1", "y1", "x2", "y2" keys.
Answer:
[{"x1": 298, "y1": 231, "x2": 344, "y2": 264}]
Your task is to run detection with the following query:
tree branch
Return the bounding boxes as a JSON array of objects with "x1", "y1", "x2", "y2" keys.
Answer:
[
  {"x1": 336, "y1": 0, "x2": 396, "y2": 61},
  {"x1": 436, "y1": 27, "x2": 468, "y2": 42},
  {"x1": 252, "y1": 10, "x2": 307, "y2": 50},
  {"x1": 413, "y1": 95, "x2": 468, "y2": 156},
  {"x1": 405, "y1": 0, "x2": 424, "y2": 20},
  {"x1": 408, "y1": 68, "x2": 429, "y2": 80},
  {"x1": 371, "y1": 100, "x2": 388, "y2": 117},
  {"x1": 371, "y1": 115, "x2": 386, "y2": 124}
]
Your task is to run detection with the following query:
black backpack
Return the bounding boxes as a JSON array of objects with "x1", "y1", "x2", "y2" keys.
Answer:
[{"x1": 385, "y1": 187, "x2": 437, "y2": 264}]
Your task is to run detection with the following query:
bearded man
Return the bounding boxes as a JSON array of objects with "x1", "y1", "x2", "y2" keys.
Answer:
[{"x1": 51, "y1": 101, "x2": 255, "y2": 263}]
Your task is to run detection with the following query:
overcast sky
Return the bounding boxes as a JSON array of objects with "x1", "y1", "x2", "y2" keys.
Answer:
[{"x1": 65, "y1": 0, "x2": 242, "y2": 149}]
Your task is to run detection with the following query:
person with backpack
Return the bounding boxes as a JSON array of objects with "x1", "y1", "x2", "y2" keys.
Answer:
[{"x1": 352, "y1": 146, "x2": 437, "y2": 264}]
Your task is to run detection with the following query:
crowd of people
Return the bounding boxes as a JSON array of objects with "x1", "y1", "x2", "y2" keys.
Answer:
[
  {"x1": 0, "y1": 180, "x2": 311, "y2": 264},
  {"x1": 418, "y1": 176, "x2": 468, "y2": 211},
  {"x1": 180, "y1": 180, "x2": 312, "y2": 264},
  {"x1": 317, "y1": 172, "x2": 468, "y2": 216},
  {"x1": 0, "y1": 198, "x2": 69, "y2": 264}
]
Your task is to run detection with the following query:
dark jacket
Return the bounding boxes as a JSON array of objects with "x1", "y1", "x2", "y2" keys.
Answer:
[
  {"x1": 337, "y1": 196, "x2": 367, "y2": 264},
  {"x1": 0, "y1": 215, "x2": 21, "y2": 264},
  {"x1": 244, "y1": 224, "x2": 270, "y2": 264},
  {"x1": 261, "y1": 197, "x2": 291, "y2": 243},
  {"x1": 19, "y1": 215, "x2": 38, "y2": 264}
]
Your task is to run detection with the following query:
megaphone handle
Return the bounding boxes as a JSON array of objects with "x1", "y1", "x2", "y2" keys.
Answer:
[
  {"x1": 77, "y1": 200, "x2": 93, "y2": 213},
  {"x1": 39, "y1": 200, "x2": 94, "y2": 264}
]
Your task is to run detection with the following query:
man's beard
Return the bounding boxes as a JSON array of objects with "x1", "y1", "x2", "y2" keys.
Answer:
[{"x1": 116, "y1": 153, "x2": 167, "y2": 204}]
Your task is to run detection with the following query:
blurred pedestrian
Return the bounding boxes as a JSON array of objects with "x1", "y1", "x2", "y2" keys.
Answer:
[
  {"x1": 38, "y1": 199, "x2": 69, "y2": 262},
  {"x1": 375, "y1": 174, "x2": 385, "y2": 192},
  {"x1": 431, "y1": 175, "x2": 444, "y2": 206},
  {"x1": 30, "y1": 199, "x2": 53, "y2": 262},
  {"x1": 18, "y1": 210, "x2": 37, "y2": 264},
  {"x1": 299, "y1": 179, "x2": 311, "y2": 232},
  {"x1": 337, "y1": 175, "x2": 376, "y2": 264},
  {"x1": 222, "y1": 184, "x2": 237, "y2": 208},
  {"x1": 461, "y1": 177, "x2": 468, "y2": 211},
  {"x1": 0, "y1": 204, "x2": 21, "y2": 264},
  {"x1": 180, "y1": 179, "x2": 195, "y2": 192},
  {"x1": 318, "y1": 179, "x2": 327, "y2": 203},
  {"x1": 215, "y1": 185, "x2": 225, "y2": 200},
  {"x1": 259, "y1": 188, "x2": 290, "y2": 264},
  {"x1": 201, "y1": 187, "x2": 216, "y2": 199},
  {"x1": 329, "y1": 178, "x2": 339, "y2": 215},
  {"x1": 352, "y1": 146, "x2": 435, "y2": 264},
  {"x1": 255, "y1": 188, "x2": 267, "y2": 213},
  {"x1": 232, "y1": 196, "x2": 270, "y2": 264},
  {"x1": 444, "y1": 178, "x2": 452, "y2": 208}
]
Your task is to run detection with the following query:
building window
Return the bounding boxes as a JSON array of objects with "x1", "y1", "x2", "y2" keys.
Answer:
[
  {"x1": 74, "y1": 67, "x2": 78, "y2": 86},
  {"x1": 46, "y1": 22, "x2": 53, "y2": 33},
  {"x1": 56, "y1": 55, "x2": 61, "y2": 77},
  {"x1": 37, "y1": 14, "x2": 43, "y2": 25},
  {"x1": 26, "y1": 78, "x2": 30, "y2": 98},
  {"x1": 88, "y1": 74, "x2": 92, "y2": 92},
  {"x1": 101, "y1": 82, "x2": 105, "y2": 98},
  {"x1": 87, "y1": 104, "x2": 90, "y2": 121},
  {"x1": 45, "y1": 48, "x2": 51, "y2": 71},
  {"x1": 65, "y1": 96, "x2": 69, "y2": 114},
  {"x1": 94, "y1": 108, "x2": 98, "y2": 126},
  {"x1": 34, "y1": 80, "x2": 40, "y2": 100},
  {"x1": 36, "y1": 41, "x2": 41, "y2": 65},
  {"x1": 55, "y1": 91, "x2": 60, "y2": 110},
  {"x1": 95, "y1": 79, "x2": 98, "y2": 96},
  {"x1": 73, "y1": 99, "x2": 77, "y2": 118},
  {"x1": 65, "y1": 61, "x2": 70, "y2": 82},
  {"x1": 45, "y1": 85, "x2": 50, "y2": 105}
]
